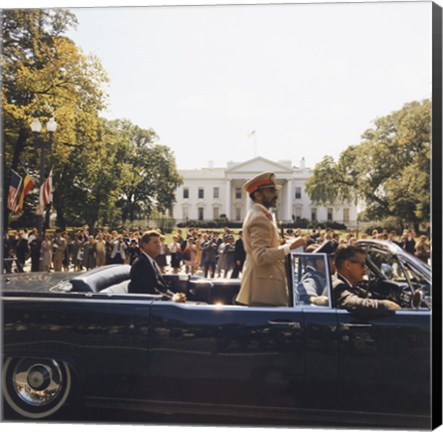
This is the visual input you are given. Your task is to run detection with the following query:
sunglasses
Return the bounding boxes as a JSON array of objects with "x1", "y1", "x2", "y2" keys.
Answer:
[{"x1": 348, "y1": 259, "x2": 367, "y2": 268}]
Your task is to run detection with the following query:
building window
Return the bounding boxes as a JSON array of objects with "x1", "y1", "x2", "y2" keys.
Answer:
[
  {"x1": 183, "y1": 188, "x2": 189, "y2": 199},
  {"x1": 198, "y1": 207, "x2": 204, "y2": 221},
  {"x1": 311, "y1": 208, "x2": 317, "y2": 222},
  {"x1": 295, "y1": 187, "x2": 302, "y2": 199},
  {"x1": 213, "y1": 187, "x2": 219, "y2": 199},
  {"x1": 213, "y1": 207, "x2": 220, "y2": 220},
  {"x1": 327, "y1": 208, "x2": 333, "y2": 222},
  {"x1": 183, "y1": 207, "x2": 189, "y2": 220},
  {"x1": 235, "y1": 207, "x2": 241, "y2": 221},
  {"x1": 235, "y1": 187, "x2": 242, "y2": 200},
  {"x1": 198, "y1": 188, "x2": 204, "y2": 199},
  {"x1": 343, "y1": 208, "x2": 350, "y2": 223},
  {"x1": 294, "y1": 207, "x2": 302, "y2": 221}
]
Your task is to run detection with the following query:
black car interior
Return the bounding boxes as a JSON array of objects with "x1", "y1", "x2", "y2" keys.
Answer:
[{"x1": 69, "y1": 264, "x2": 241, "y2": 305}]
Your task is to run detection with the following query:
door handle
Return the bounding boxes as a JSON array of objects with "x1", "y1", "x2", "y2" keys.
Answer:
[
  {"x1": 268, "y1": 320, "x2": 301, "y2": 329},
  {"x1": 340, "y1": 323, "x2": 373, "y2": 330}
]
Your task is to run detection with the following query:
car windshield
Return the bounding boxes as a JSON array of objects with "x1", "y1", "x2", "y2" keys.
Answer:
[
  {"x1": 290, "y1": 253, "x2": 331, "y2": 307},
  {"x1": 365, "y1": 247, "x2": 432, "y2": 308}
]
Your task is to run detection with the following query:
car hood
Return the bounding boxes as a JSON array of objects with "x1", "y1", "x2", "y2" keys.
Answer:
[{"x1": 1, "y1": 271, "x2": 82, "y2": 294}]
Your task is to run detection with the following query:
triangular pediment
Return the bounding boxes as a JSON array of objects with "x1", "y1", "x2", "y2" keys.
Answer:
[{"x1": 226, "y1": 156, "x2": 293, "y2": 175}]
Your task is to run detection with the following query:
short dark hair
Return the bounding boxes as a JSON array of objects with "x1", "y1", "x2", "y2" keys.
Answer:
[
  {"x1": 140, "y1": 230, "x2": 160, "y2": 245},
  {"x1": 335, "y1": 244, "x2": 366, "y2": 269}
]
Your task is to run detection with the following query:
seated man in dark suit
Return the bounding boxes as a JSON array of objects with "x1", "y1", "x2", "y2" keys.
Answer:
[
  {"x1": 128, "y1": 230, "x2": 186, "y2": 303},
  {"x1": 332, "y1": 244, "x2": 399, "y2": 314}
]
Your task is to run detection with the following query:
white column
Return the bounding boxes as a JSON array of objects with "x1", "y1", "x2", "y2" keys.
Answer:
[
  {"x1": 286, "y1": 179, "x2": 293, "y2": 221},
  {"x1": 225, "y1": 179, "x2": 231, "y2": 219}
]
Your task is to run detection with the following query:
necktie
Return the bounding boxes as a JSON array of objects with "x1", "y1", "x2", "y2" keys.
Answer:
[{"x1": 153, "y1": 260, "x2": 168, "y2": 291}]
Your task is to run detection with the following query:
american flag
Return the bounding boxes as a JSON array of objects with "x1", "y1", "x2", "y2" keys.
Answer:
[
  {"x1": 39, "y1": 168, "x2": 53, "y2": 208},
  {"x1": 7, "y1": 170, "x2": 23, "y2": 213}
]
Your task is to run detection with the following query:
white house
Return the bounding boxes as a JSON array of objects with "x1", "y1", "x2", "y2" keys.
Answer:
[{"x1": 172, "y1": 157, "x2": 358, "y2": 228}]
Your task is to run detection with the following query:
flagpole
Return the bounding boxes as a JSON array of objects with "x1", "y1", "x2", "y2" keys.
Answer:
[
  {"x1": 38, "y1": 138, "x2": 46, "y2": 236},
  {"x1": 31, "y1": 117, "x2": 57, "y2": 237},
  {"x1": 247, "y1": 130, "x2": 257, "y2": 158}
]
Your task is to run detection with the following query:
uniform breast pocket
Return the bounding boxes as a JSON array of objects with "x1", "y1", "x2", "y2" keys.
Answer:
[{"x1": 256, "y1": 266, "x2": 285, "y2": 282}]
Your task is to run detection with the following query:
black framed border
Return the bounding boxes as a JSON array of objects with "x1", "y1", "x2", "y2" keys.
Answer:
[{"x1": 432, "y1": 2, "x2": 443, "y2": 430}]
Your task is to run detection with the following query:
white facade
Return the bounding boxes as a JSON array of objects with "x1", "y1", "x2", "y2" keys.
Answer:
[{"x1": 172, "y1": 157, "x2": 358, "y2": 228}]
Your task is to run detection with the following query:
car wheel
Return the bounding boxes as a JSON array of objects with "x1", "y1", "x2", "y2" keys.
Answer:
[{"x1": 2, "y1": 357, "x2": 72, "y2": 419}]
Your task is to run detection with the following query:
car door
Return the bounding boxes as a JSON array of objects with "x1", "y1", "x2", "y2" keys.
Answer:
[
  {"x1": 336, "y1": 309, "x2": 431, "y2": 418},
  {"x1": 292, "y1": 253, "x2": 341, "y2": 410},
  {"x1": 146, "y1": 302, "x2": 306, "y2": 412}
]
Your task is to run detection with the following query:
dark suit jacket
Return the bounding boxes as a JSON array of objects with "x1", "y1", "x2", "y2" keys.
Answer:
[
  {"x1": 234, "y1": 238, "x2": 246, "y2": 263},
  {"x1": 128, "y1": 252, "x2": 171, "y2": 296},
  {"x1": 332, "y1": 273, "x2": 395, "y2": 315}
]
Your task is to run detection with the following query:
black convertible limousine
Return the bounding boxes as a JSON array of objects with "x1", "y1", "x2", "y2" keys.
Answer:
[{"x1": 1, "y1": 240, "x2": 432, "y2": 427}]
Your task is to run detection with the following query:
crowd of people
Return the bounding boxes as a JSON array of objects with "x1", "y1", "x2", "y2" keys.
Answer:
[{"x1": 3, "y1": 224, "x2": 431, "y2": 276}]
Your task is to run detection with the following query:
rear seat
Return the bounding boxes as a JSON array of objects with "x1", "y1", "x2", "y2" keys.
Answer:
[
  {"x1": 70, "y1": 265, "x2": 241, "y2": 304},
  {"x1": 100, "y1": 280, "x2": 130, "y2": 294},
  {"x1": 70, "y1": 264, "x2": 131, "y2": 293}
]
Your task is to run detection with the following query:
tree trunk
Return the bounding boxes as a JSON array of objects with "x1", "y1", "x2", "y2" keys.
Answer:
[{"x1": 4, "y1": 126, "x2": 29, "y2": 230}]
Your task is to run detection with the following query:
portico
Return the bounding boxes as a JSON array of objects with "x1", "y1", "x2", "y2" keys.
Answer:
[{"x1": 172, "y1": 156, "x2": 358, "y2": 228}]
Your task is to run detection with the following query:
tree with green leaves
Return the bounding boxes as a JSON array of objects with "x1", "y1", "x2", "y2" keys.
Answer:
[
  {"x1": 3, "y1": 9, "x2": 183, "y2": 232},
  {"x1": 305, "y1": 99, "x2": 431, "y2": 232},
  {"x1": 2, "y1": 8, "x2": 108, "y2": 228},
  {"x1": 110, "y1": 119, "x2": 183, "y2": 225}
]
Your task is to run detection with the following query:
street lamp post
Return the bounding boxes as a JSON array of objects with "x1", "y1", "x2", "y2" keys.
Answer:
[{"x1": 30, "y1": 117, "x2": 57, "y2": 237}]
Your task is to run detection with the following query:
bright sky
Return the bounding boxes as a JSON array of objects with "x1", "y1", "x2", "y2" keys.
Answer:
[
  {"x1": 58, "y1": 0, "x2": 432, "y2": 171},
  {"x1": 36, "y1": 2, "x2": 422, "y2": 172},
  {"x1": 0, "y1": 0, "x2": 434, "y2": 171}
]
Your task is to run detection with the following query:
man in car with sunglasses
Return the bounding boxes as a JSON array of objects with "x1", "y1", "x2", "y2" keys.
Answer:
[{"x1": 333, "y1": 244, "x2": 400, "y2": 314}]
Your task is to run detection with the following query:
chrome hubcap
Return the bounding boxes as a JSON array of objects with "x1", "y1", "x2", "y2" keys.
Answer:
[
  {"x1": 13, "y1": 359, "x2": 64, "y2": 407},
  {"x1": 27, "y1": 365, "x2": 51, "y2": 391}
]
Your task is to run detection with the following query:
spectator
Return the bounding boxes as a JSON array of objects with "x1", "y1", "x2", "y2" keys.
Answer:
[
  {"x1": 71, "y1": 234, "x2": 83, "y2": 271},
  {"x1": 168, "y1": 235, "x2": 182, "y2": 274},
  {"x1": 83, "y1": 236, "x2": 96, "y2": 270},
  {"x1": 29, "y1": 232, "x2": 42, "y2": 272},
  {"x1": 110, "y1": 234, "x2": 127, "y2": 264},
  {"x1": 41, "y1": 233, "x2": 53, "y2": 272},
  {"x1": 183, "y1": 238, "x2": 197, "y2": 275},
  {"x1": 15, "y1": 231, "x2": 29, "y2": 270},
  {"x1": 127, "y1": 239, "x2": 140, "y2": 265},
  {"x1": 155, "y1": 234, "x2": 168, "y2": 274},
  {"x1": 415, "y1": 235, "x2": 430, "y2": 263},
  {"x1": 400, "y1": 230, "x2": 416, "y2": 255},
  {"x1": 217, "y1": 235, "x2": 235, "y2": 278},
  {"x1": 231, "y1": 231, "x2": 246, "y2": 279},
  {"x1": 52, "y1": 228, "x2": 67, "y2": 272},
  {"x1": 95, "y1": 232, "x2": 107, "y2": 267},
  {"x1": 201, "y1": 237, "x2": 218, "y2": 278},
  {"x1": 62, "y1": 233, "x2": 72, "y2": 272}
]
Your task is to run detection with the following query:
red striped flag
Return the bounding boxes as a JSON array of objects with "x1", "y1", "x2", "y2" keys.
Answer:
[
  {"x1": 7, "y1": 170, "x2": 23, "y2": 213},
  {"x1": 16, "y1": 173, "x2": 35, "y2": 212},
  {"x1": 39, "y1": 169, "x2": 53, "y2": 209}
]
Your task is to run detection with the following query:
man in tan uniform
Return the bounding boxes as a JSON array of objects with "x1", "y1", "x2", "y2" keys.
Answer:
[{"x1": 235, "y1": 172, "x2": 305, "y2": 306}]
